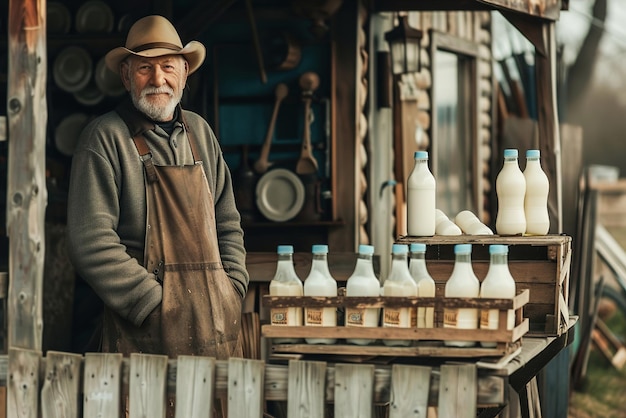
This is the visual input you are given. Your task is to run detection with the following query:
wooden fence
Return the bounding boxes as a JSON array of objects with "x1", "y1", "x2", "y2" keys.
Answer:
[{"x1": 1, "y1": 347, "x2": 500, "y2": 418}]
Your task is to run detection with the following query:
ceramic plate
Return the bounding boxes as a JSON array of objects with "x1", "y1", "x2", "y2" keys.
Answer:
[
  {"x1": 95, "y1": 56, "x2": 126, "y2": 97},
  {"x1": 53, "y1": 46, "x2": 93, "y2": 93},
  {"x1": 255, "y1": 168, "x2": 305, "y2": 222},
  {"x1": 47, "y1": 2, "x2": 71, "y2": 34},
  {"x1": 75, "y1": 0, "x2": 114, "y2": 33},
  {"x1": 54, "y1": 113, "x2": 89, "y2": 156}
]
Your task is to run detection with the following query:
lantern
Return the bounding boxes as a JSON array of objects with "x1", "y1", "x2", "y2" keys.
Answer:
[{"x1": 384, "y1": 15, "x2": 423, "y2": 75}]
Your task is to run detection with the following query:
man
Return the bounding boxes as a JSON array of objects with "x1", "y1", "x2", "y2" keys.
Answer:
[{"x1": 67, "y1": 15, "x2": 248, "y2": 359}]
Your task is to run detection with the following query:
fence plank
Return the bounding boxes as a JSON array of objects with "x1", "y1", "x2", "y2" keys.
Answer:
[
  {"x1": 129, "y1": 353, "x2": 168, "y2": 418},
  {"x1": 389, "y1": 364, "x2": 432, "y2": 418},
  {"x1": 40, "y1": 351, "x2": 82, "y2": 418},
  {"x1": 287, "y1": 360, "x2": 327, "y2": 418},
  {"x1": 175, "y1": 355, "x2": 215, "y2": 418},
  {"x1": 227, "y1": 358, "x2": 265, "y2": 418},
  {"x1": 7, "y1": 348, "x2": 40, "y2": 418},
  {"x1": 334, "y1": 363, "x2": 375, "y2": 418},
  {"x1": 438, "y1": 364, "x2": 477, "y2": 418},
  {"x1": 83, "y1": 353, "x2": 123, "y2": 418}
]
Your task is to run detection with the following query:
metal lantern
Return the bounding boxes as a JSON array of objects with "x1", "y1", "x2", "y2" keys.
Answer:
[{"x1": 384, "y1": 15, "x2": 423, "y2": 75}]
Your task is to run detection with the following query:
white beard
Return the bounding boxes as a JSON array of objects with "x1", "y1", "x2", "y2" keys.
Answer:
[{"x1": 131, "y1": 85, "x2": 182, "y2": 122}]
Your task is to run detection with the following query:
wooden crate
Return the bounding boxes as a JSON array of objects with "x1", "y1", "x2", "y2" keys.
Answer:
[
  {"x1": 262, "y1": 289, "x2": 529, "y2": 358},
  {"x1": 395, "y1": 234, "x2": 571, "y2": 336}
]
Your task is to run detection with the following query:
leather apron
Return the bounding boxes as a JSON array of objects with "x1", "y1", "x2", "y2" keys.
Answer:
[{"x1": 101, "y1": 120, "x2": 243, "y2": 360}]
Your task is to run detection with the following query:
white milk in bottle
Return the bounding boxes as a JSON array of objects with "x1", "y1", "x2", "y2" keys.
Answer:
[
  {"x1": 383, "y1": 244, "x2": 418, "y2": 347},
  {"x1": 479, "y1": 244, "x2": 516, "y2": 347},
  {"x1": 523, "y1": 149, "x2": 550, "y2": 235},
  {"x1": 409, "y1": 243, "x2": 435, "y2": 328},
  {"x1": 304, "y1": 244, "x2": 338, "y2": 344},
  {"x1": 407, "y1": 151, "x2": 436, "y2": 236},
  {"x1": 435, "y1": 209, "x2": 462, "y2": 236},
  {"x1": 269, "y1": 245, "x2": 303, "y2": 343},
  {"x1": 444, "y1": 244, "x2": 479, "y2": 347},
  {"x1": 454, "y1": 210, "x2": 494, "y2": 235},
  {"x1": 345, "y1": 244, "x2": 381, "y2": 345},
  {"x1": 495, "y1": 149, "x2": 526, "y2": 235}
]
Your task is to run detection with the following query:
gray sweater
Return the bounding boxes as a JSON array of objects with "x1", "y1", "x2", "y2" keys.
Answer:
[{"x1": 67, "y1": 100, "x2": 249, "y2": 327}]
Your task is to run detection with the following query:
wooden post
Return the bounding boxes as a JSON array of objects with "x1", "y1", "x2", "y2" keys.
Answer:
[{"x1": 6, "y1": 0, "x2": 47, "y2": 350}]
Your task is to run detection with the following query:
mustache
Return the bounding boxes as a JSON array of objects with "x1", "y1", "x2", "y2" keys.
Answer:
[{"x1": 141, "y1": 86, "x2": 174, "y2": 97}]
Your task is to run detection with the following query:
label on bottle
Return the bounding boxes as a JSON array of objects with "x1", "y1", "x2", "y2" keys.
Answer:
[
  {"x1": 443, "y1": 309, "x2": 458, "y2": 327},
  {"x1": 345, "y1": 308, "x2": 365, "y2": 326},
  {"x1": 383, "y1": 308, "x2": 401, "y2": 327},
  {"x1": 305, "y1": 308, "x2": 323, "y2": 326},
  {"x1": 271, "y1": 308, "x2": 289, "y2": 325}
]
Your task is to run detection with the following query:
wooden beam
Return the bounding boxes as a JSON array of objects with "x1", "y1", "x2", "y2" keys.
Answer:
[{"x1": 7, "y1": 0, "x2": 47, "y2": 350}]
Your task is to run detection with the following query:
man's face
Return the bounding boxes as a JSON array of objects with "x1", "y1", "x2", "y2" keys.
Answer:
[{"x1": 121, "y1": 55, "x2": 188, "y2": 122}]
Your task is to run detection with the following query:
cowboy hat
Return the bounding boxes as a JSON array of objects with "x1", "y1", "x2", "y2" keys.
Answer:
[{"x1": 104, "y1": 15, "x2": 206, "y2": 75}]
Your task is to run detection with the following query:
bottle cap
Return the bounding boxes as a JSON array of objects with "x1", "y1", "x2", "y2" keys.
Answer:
[
  {"x1": 414, "y1": 150, "x2": 429, "y2": 159},
  {"x1": 489, "y1": 244, "x2": 508, "y2": 255},
  {"x1": 410, "y1": 243, "x2": 426, "y2": 253},
  {"x1": 311, "y1": 244, "x2": 329, "y2": 254},
  {"x1": 277, "y1": 245, "x2": 294, "y2": 255},
  {"x1": 392, "y1": 244, "x2": 408, "y2": 255},
  {"x1": 358, "y1": 244, "x2": 375, "y2": 255},
  {"x1": 454, "y1": 244, "x2": 472, "y2": 254},
  {"x1": 526, "y1": 149, "x2": 540, "y2": 158},
  {"x1": 504, "y1": 149, "x2": 518, "y2": 158}
]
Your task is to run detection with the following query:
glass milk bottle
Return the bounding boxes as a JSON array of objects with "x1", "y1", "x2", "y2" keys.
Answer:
[
  {"x1": 495, "y1": 149, "x2": 526, "y2": 235},
  {"x1": 382, "y1": 244, "x2": 418, "y2": 347},
  {"x1": 524, "y1": 149, "x2": 550, "y2": 235},
  {"x1": 444, "y1": 244, "x2": 479, "y2": 347},
  {"x1": 435, "y1": 209, "x2": 462, "y2": 236},
  {"x1": 479, "y1": 244, "x2": 516, "y2": 348},
  {"x1": 409, "y1": 243, "x2": 435, "y2": 328},
  {"x1": 303, "y1": 244, "x2": 338, "y2": 344},
  {"x1": 407, "y1": 151, "x2": 436, "y2": 236},
  {"x1": 269, "y1": 245, "x2": 303, "y2": 343},
  {"x1": 345, "y1": 244, "x2": 380, "y2": 345},
  {"x1": 455, "y1": 210, "x2": 494, "y2": 235}
]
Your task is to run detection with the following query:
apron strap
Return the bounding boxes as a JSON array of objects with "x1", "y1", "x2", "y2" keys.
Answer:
[{"x1": 132, "y1": 135, "x2": 159, "y2": 184}]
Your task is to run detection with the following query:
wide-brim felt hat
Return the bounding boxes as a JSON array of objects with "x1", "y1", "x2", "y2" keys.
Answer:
[{"x1": 105, "y1": 15, "x2": 206, "y2": 75}]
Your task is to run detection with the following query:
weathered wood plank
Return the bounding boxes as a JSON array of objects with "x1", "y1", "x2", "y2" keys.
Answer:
[
  {"x1": 389, "y1": 364, "x2": 431, "y2": 418},
  {"x1": 227, "y1": 358, "x2": 265, "y2": 418},
  {"x1": 40, "y1": 351, "x2": 82, "y2": 418},
  {"x1": 175, "y1": 355, "x2": 215, "y2": 418},
  {"x1": 438, "y1": 363, "x2": 477, "y2": 418},
  {"x1": 129, "y1": 353, "x2": 168, "y2": 418},
  {"x1": 334, "y1": 363, "x2": 375, "y2": 418},
  {"x1": 83, "y1": 353, "x2": 123, "y2": 418},
  {"x1": 7, "y1": 348, "x2": 40, "y2": 418},
  {"x1": 287, "y1": 360, "x2": 327, "y2": 418},
  {"x1": 7, "y1": 0, "x2": 47, "y2": 352}
]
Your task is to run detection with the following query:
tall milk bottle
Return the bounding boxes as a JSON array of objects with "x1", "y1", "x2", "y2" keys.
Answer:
[
  {"x1": 409, "y1": 243, "x2": 435, "y2": 328},
  {"x1": 479, "y1": 245, "x2": 516, "y2": 347},
  {"x1": 303, "y1": 244, "x2": 338, "y2": 344},
  {"x1": 382, "y1": 244, "x2": 418, "y2": 346},
  {"x1": 495, "y1": 149, "x2": 526, "y2": 235},
  {"x1": 444, "y1": 244, "x2": 479, "y2": 347},
  {"x1": 407, "y1": 151, "x2": 436, "y2": 236},
  {"x1": 269, "y1": 245, "x2": 303, "y2": 343},
  {"x1": 523, "y1": 149, "x2": 550, "y2": 235},
  {"x1": 345, "y1": 244, "x2": 381, "y2": 345}
]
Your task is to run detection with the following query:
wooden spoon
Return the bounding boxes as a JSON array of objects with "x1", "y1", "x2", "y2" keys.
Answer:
[
  {"x1": 254, "y1": 83, "x2": 289, "y2": 174},
  {"x1": 295, "y1": 72, "x2": 320, "y2": 175}
]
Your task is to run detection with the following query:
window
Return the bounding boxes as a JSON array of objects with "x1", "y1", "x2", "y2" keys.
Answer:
[{"x1": 430, "y1": 30, "x2": 481, "y2": 219}]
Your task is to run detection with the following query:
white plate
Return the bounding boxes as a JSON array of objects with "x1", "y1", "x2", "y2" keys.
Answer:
[
  {"x1": 54, "y1": 113, "x2": 89, "y2": 156},
  {"x1": 47, "y1": 2, "x2": 71, "y2": 34},
  {"x1": 95, "y1": 56, "x2": 126, "y2": 97},
  {"x1": 255, "y1": 168, "x2": 305, "y2": 222},
  {"x1": 53, "y1": 46, "x2": 93, "y2": 93},
  {"x1": 75, "y1": 0, "x2": 114, "y2": 33}
]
